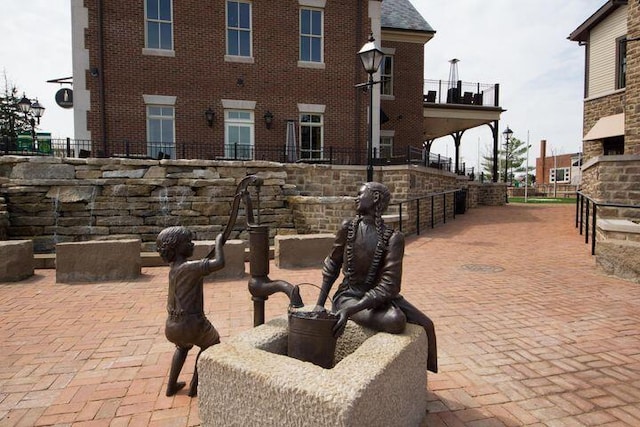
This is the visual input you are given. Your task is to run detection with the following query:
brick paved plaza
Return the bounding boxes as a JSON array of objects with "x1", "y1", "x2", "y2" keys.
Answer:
[{"x1": 1, "y1": 203, "x2": 639, "y2": 426}]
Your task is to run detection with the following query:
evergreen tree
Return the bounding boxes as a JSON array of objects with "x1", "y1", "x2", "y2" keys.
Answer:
[
  {"x1": 0, "y1": 72, "x2": 30, "y2": 140},
  {"x1": 480, "y1": 137, "x2": 530, "y2": 184}
]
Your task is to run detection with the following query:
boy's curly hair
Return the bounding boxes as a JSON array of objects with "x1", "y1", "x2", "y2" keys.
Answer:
[{"x1": 156, "y1": 226, "x2": 192, "y2": 262}]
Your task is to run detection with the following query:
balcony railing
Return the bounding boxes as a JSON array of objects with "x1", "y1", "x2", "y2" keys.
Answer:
[
  {"x1": 423, "y1": 79, "x2": 499, "y2": 107},
  {"x1": 1, "y1": 136, "x2": 462, "y2": 173}
]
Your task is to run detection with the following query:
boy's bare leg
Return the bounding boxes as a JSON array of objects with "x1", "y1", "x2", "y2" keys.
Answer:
[{"x1": 166, "y1": 346, "x2": 189, "y2": 396}]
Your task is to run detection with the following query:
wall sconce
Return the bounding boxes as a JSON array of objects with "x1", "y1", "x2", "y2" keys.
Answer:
[
  {"x1": 204, "y1": 107, "x2": 215, "y2": 127},
  {"x1": 264, "y1": 111, "x2": 274, "y2": 129}
]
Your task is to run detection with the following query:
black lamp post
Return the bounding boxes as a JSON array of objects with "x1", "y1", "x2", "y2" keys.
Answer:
[
  {"x1": 17, "y1": 93, "x2": 45, "y2": 150},
  {"x1": 502, "y1": 126, "x2": 513, "y2": 204},
  {"x1": 357, "y1": 34, "x2": 384, "y2": 182},
  {"x1": 502, "y1": 126, "x2": 513, "y2": 184}
]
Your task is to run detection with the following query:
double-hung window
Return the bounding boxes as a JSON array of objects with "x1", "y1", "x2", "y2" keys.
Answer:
[
  {"x1": 381, "y1": 56, "x2": 394, "y2": 96},
  {"x1": 299, "y1": 114, "x2": 323, "y2": 159},
  {"x1": 225, "y1": 110, "x2": 254, "y2": 159},
  {"x1": 147, "y1": 105, "x2": 175, "y2": 159},
  {"x1": 145, "y1": 0, "x2": 173, "y2": 51},
  {"x1": 379, "y1": 134, "x2": 394, "y2": 160},
  {"x1": 227, "y1": 1, "x2": 252, "y2": 58},
  {"x1": 300, "y1": 8, "x2": 323, "y2": 63}
]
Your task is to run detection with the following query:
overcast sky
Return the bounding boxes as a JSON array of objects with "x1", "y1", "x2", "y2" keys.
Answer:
[{"x1": 1, "y1": 0, "x2": 605, "y2": 170}]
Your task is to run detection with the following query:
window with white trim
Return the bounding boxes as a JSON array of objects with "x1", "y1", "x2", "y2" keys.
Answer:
[
  {"x1": 145, "y1": 0, "x2": 173, "y2": 50},
  {"x1": 549, "y1": 167, "x2": 570, "y2": 183},
  {"x1": 300, "y1": 8, "x2": 323, "y2": 63},
  {"x1": 147, "y1": 105, "x2": 175, "y2": 159},
  {"x1": 227, "y1": 1, "x2": 252, "y2": 57},
  {"x1": 381, "y1": 56, "x2": 393, "y2": 96},
  {"x1": 299, "y1": 114, "x2": 323, "y2": 159},
  {"x1": 379, "y1": 135, "x2": 393, "y2": 159},
  {"x1": 225, "y1": 110, "x2": 254, "y2": 159}
]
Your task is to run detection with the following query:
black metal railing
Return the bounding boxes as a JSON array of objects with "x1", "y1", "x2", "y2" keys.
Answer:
[
  {"x1": 1, "y1": 136, "x2": 458, "y2": 172},
  {"x1": 423, "y1": 79, "x2": 499, "y2": 107},
  {"x1": 390, "y1": 189, "x2": 466, "y2": 237},
  {"x1": 575, "y1": 191, "x2": 640, "y2": 255}
]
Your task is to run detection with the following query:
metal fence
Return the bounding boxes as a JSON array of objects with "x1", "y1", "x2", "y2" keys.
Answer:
[
  {"x1": 1, "y1": 136, "x2": 462, "y2": 173},
  {"x1": 575, "y1": 191, "x2": 640, "y2": 255},
  {"x1": 423, "y1": 79, "x2": 499, "y2": 107}
]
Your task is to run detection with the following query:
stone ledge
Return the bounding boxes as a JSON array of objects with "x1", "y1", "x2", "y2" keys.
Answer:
[
  {"x1": 56, "y1": 239, "x2": 141, "y2": 283},
  {"x1": 598, "y1": 219, "x2": 640, "y2": 234},
  {"x1": 596, "y1": 239, "x2": 640, "y2": 284},
  {"x1": 274, "y1": 234, "x2": 334, "y2": 268},
  {"x1": 198, "y1": 317, "x2": 427, "y2": 427},
  {"x1": 0, "y1": 240, "x2": 34, "y2": 282}
]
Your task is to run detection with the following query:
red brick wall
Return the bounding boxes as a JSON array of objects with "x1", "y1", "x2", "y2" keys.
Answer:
[
  {"x1": 380, "y1": 40, "x2": 425, "y2": 156},
  {"x1": 82, "y1": 0, "x2": 423, "y2": 158}
]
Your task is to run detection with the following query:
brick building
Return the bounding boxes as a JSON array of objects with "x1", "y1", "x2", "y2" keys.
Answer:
[
  {"x1": 535, "y1": 139, "x2": 582, "y2": 186},
  {"x1": 70, "y1": 0, "x2": 434, "y2": 162}
]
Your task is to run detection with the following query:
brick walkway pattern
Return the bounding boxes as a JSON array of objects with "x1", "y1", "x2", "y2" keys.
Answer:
[{"x1": 1, "y1": 204, "x2": 640, "y2": 426}]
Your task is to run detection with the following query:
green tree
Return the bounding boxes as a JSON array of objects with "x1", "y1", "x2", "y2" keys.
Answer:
[
  {"x1": 0, "y1": 72, "x2": 30, "y2": 140},
  {"x1": 480, "y1": 137, "x2": 530, "y2": 184}
]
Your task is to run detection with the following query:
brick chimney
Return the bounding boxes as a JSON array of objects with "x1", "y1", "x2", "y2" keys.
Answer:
[{"x1": 540, "y1": 140, "x2": 547, "y2": 183}]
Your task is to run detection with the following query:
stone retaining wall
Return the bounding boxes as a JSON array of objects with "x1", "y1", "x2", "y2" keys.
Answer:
[{"x1": 0, "y1": 157, "x2": 500, "y2": 252}]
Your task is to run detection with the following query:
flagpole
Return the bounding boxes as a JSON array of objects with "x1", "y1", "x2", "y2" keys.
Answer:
[{"x1": 525, "y1": 131, "x2": 530, "y2": 202}]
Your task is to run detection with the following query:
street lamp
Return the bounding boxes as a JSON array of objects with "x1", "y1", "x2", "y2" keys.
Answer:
[
  {"x1": 357, "y1": 34, "x2": 384, "y2": 182},
  {"x1": 502, "y1": 126, "x2": 513, "y2": 204},
  {"x1": 502, "y1": 126, "x2": 513, "y2": 184},
  {"x1": 17, "y1": 93, "x2": 45, "y2": 150}
]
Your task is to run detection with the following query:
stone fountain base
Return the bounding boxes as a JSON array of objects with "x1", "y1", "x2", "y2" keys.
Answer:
[{"x1": 198, "y1": 316, "x2": 428, "y2": 427}]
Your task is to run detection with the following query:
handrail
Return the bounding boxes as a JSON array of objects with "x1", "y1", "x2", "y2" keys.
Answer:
[
  {"x1": 390, "y1": 189, "x2": 464, "y2": 236},
  {"x1": 575, "y1": 191, "x2": 640, "y2": 255}
]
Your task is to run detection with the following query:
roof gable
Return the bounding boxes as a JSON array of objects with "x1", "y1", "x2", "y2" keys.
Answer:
[
  {"x1": 568, "y1": 0, "x2": 628, "y2": 42},
  {"x1": 382, "y1": 0, "x2": 434, "y2": 33}
]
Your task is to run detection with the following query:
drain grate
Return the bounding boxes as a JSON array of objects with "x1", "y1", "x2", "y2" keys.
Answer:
[{"x1": 461, "y1": 264, "x2": 505, "y2": 273}]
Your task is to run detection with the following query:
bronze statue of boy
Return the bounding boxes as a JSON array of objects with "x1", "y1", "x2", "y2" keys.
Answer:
[
  {"x1": 316, "y1": 182, "x2": 438, "y2": 373},
  {"x1": 156, "y1": 227, "x2": 226, "y2": 396}
]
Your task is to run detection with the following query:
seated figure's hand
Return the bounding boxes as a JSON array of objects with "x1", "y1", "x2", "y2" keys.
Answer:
[
  {"x1": 215, "y1": 233, "x2": 225, "y2": 247},
  {"x1": 332, "y1": 308, "x2": 350, "y2": 338}
]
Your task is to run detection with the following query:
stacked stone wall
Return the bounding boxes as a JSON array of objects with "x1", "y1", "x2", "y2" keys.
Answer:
[
  {"x1": 1, "y1": 157, "x2": 499, "y2": 252},
  {"x1": 581, "y1": 155, "x2": 640, "y2": 211},
  {"x1": 0, "y1": 193, "x2": 8, "y2": 240}
]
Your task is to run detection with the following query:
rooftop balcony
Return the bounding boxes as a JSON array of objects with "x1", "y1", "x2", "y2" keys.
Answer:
[{"x1": 422, "y1": 79, "x2": 503, "y2": 141}]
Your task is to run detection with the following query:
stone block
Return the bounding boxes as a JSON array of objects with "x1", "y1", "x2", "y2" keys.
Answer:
[
  {"x1": 198, "y1": 317, "x2": 427, "y2": 427},
  {"x1": 0, "y1": 240, "x2": 34, "y2": 282},
  {"x1": 55, "y1": 239, "x2": 141, "y2": 283},
  {"x1": 274, "y1": 233, "x2": 334, "y2": 268},
  {"x1": 190, "y1": 239, "x2": 246, "y2": 280}
]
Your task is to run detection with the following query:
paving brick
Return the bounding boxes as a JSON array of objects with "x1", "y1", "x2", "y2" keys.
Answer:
[{"x1": 2, "y1": 204, "x2": 640, "y2": 426}]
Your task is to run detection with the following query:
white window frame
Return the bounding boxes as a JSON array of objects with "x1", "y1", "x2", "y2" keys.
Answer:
[
  {"x1": 549, "y1": 167, "x2": 570, "y2": 183},
  {"x1": 145, "y1": 99, "x2": 176, "y2": 160},
  {"x1": 379, "y1": 130, "x2": 394, "y2": 160},
  {"x1": 224, "y1": 109, "x2": 255, "y2": 160},
  {"x1": 381, "y1": 55, "x2": 394, "y2": 97},
  {"x1": 297, "y1": 0, "x2": 325, "y2": 69},
  {"x1": 299, "y1": 8, "x2": 324, "y2": 65},
  {"x1": 225, "y1": 0, "x2": 253, "y2": 62},
  {"x1": 299, "y1": 113, "x2": 324, "y2": 160},
  {"x1": 143, "y1": 0, "x2": 175, "y2": 57}
]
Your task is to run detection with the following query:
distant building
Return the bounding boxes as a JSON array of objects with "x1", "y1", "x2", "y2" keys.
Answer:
[{"x1": 535, "y1": 140, "x2": 582, "y2": 186}]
